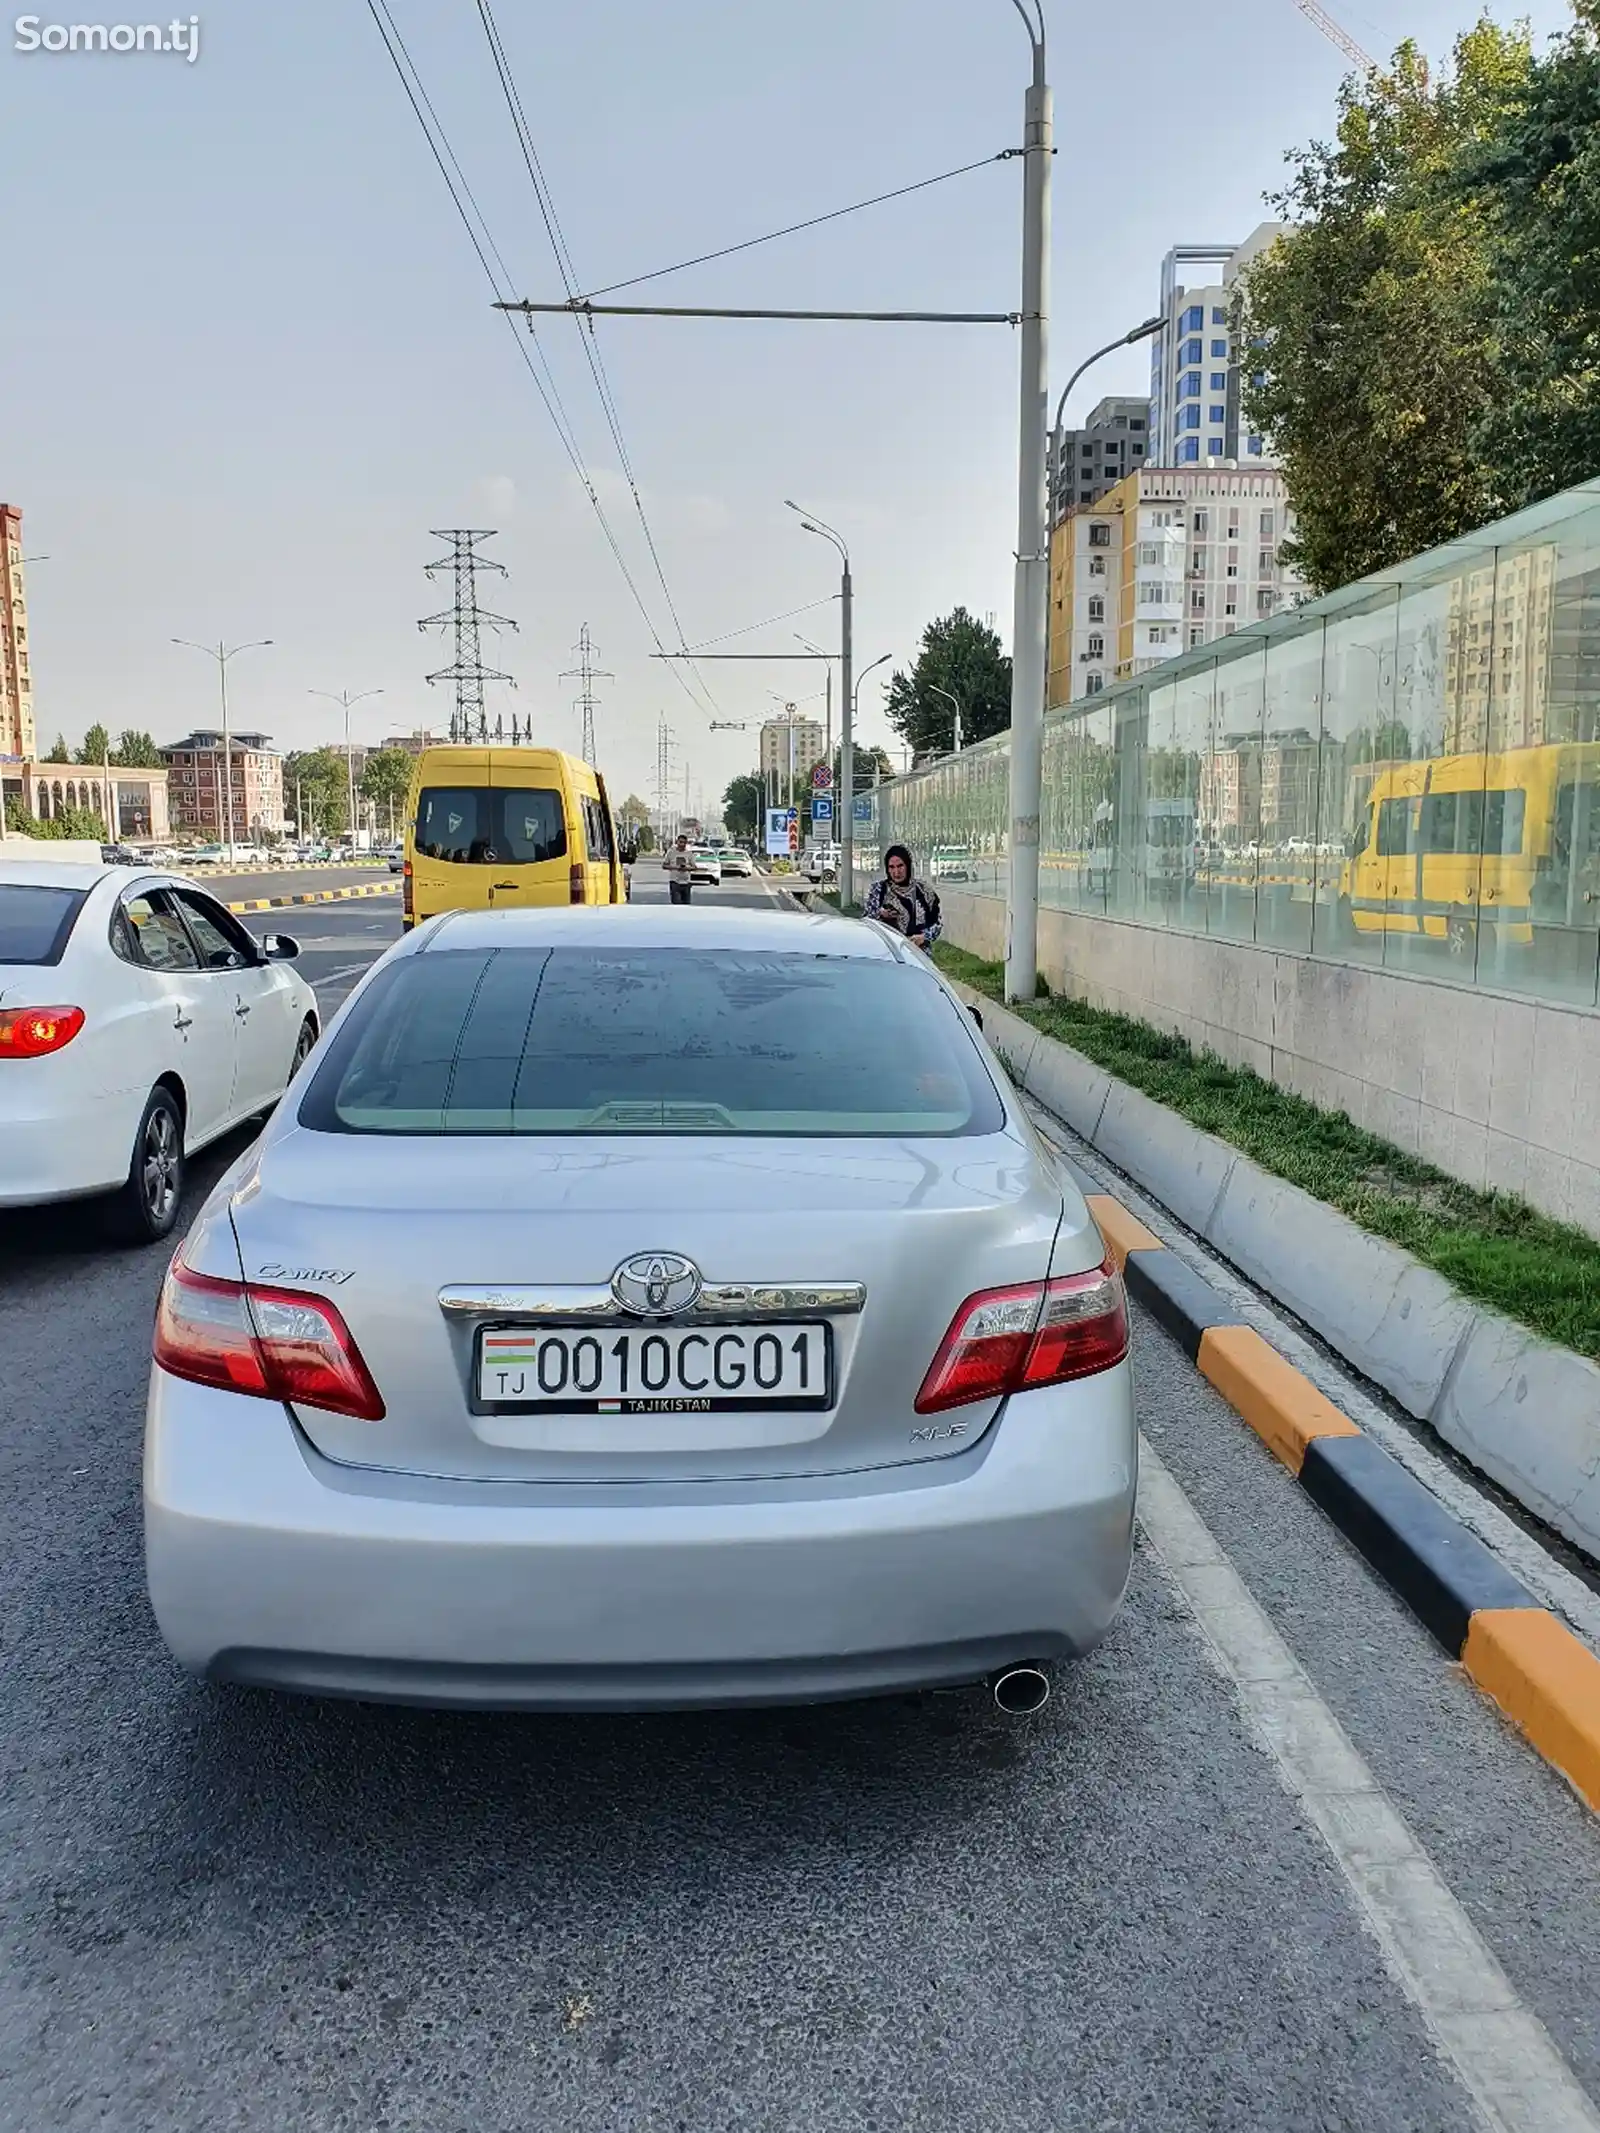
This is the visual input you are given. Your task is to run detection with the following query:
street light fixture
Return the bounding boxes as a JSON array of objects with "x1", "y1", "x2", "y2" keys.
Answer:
[
  {"x1": 171, "y1": 637, "x2": 273, "y2": 862},
  {"x1": 926, "y1": 683, "x2": 963, "y2": 757},
  {"x1": 786, "y1": 500, "x2": 857, "y2": 902},
  {"x1": 1048, "y1": 315, "x2": 1165, "y2": 521},
  {"x1": 309, "y1": 688, "x2": 385, "y2": 852}
]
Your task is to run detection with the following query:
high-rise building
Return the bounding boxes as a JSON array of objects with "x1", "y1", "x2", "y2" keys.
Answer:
[
  {"x1": 759, "y1": 714, "x2": 825, "y2": 783},
  {"x1": 1051, "y1": 396, "x2": 1150, "y2": 525},
  {"x1": 161, "y1": 729, "x2": 286, "y2": 838},
  {"x1": 0, "y1": 504, "x2": 37, "y2": 761},
  {"x1": 1048, "y1": 465, "x2": 1304, "y2": 706},
  {"x1": 1147, "y1": 225, "x2": 1286, "y2": 470}
]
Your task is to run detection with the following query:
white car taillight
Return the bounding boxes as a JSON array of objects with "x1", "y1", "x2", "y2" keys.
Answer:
[
  {"x1": 914, "y1": 1259, "x2": 1128, "y2": 1415},
  {"x1": 0, "y1": 1005, "x2": 85, "y2": 1058},
  {"x1": 153, "y1": 1259, "x2": 385, "y2": 1421}
]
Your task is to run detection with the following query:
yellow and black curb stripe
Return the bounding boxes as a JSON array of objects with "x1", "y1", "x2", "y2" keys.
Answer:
[
  {"x1": 224, "y1": 883, "x2": 400, "y2": 916},
  {"x1": 1087, "y1": 1190, "x2": 1600, "y2": 1815}
]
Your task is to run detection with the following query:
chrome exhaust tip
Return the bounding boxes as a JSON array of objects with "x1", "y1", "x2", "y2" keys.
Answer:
[{"x1": 992, "y1": 1665, "x2": 1051, "y2": 1716}]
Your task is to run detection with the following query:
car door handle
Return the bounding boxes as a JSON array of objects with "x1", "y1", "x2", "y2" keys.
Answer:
[
  {"x1": 173, "y1": 1012, "x2": 193, "y2": 1032},
  {"x1": 235, "y1": 1002, "x2": 252, "y2": 1019},
  {"x1": 493, "y1": 881, "x2": 518, "y2": 890}
]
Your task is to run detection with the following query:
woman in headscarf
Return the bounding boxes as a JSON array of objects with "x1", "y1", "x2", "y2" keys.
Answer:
[{"x1": 863, "y1": 844, "x2": 942, "y2": 951}]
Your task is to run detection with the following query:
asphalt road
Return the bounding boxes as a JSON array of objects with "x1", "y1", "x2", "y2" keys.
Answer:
[
  {"x1": 198, "y1": 863, "x2": 396, "y2": 904},
  {"x1": 4, "y1": 876, "x2": 1599, "y2": 2132}
]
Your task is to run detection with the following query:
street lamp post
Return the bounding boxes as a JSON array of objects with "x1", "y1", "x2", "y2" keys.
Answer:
[
  {"x1": 1004, "y1": 0, "x2": 1051, "y2": 1003},
  {"x1": 787, "y1": 502, "x2": 854, "y2": 903},
  {"x1": 309, "y1": 689, "x2": 384, "y2": 854},
  {"x1": 1048, "y1": 315, "x2": 1165, "y2": 523},
  {"x1": 794, "y1": 635, "x2": 836, "y2": 763},
  {"x1": 927, "y1": 683, "x2": 964, "y2": 756},
  {"x1": 171, "y1": 637, "x2": 273, "y2": 863}
]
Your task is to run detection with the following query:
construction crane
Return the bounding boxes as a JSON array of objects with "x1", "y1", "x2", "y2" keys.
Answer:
[{"x1": 1295, "y1": 0, "x2": 1378, "y2": 70}]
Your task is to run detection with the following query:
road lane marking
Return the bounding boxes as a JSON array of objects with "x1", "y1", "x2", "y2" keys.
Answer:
[{"x1": 1137, "y1": 1436, "x2": 1600, "y2": 2133}]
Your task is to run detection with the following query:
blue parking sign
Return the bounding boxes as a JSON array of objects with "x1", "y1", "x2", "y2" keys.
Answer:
[{"x1": 811, "y1": 795, "x2": 833, "y2": 822}]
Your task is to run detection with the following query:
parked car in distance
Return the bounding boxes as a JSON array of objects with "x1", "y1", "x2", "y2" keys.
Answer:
[
  {"x1": 142, "y1": 903, "x2": 1135, "y2": 1710},
  {"x1": 0, "y1": 855, "x2": 318, "y2": 1242},
  {"x1": 100, "y1": 844, "x2": 141, "y2": 866},
  {"x1": 185, "y1": 844, "x2": 226, "y2": 865}
]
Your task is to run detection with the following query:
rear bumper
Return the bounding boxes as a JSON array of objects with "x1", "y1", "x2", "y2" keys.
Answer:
[
  {"x1": 0, "y1": 1090, "x2": 140, "y2": 1207},
  {"x1": 144, "y1": 1365, "x2": 1138, "y2": 1710}
]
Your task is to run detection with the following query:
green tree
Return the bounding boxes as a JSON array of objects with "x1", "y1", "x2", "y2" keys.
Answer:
[
  {"x1": 1455, "y1": 7, "x2": 1600, "y2": 507},
  {"x1": 283, "y1": 747, "x2": 350, "y2": 837},
  {"x1": 360, "y1": 747, "x2": 414, "y2": 837},
  {"x1": 721, "y1": 772, "x2": 765, "y2": 842},
  {"x1": 5, "y1": 797, "x2": 106, "y2": 840},
  {"x1": 43, "y1": 734, "x2": 71, "y2": 763},
  {"x1": 883, "y1": 608, "x2": 1012, "y2": 760},
  {"x1": 1240, "y1": 23, "x2": 1533, "y2": 594},
  {"x1": 111, "y1": 729, "x2": 164, "y2": 768},
  {"x1": 78, "y1": 722, "x2": 111, "y2": 767}
]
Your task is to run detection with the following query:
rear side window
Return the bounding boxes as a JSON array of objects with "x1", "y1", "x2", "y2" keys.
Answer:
[
  {"x1": 299, "y1": 947, "x2": 1005, "y2": 1139},
  {"x1": 582, "y1": 795, "x2": 613, "y2": 863},
  {"x1": 415, "y1": 787, "x2": 567, "y2": 866},
  {"x1": 0, "y1": 884, "x2": 87, "y2": 966}
]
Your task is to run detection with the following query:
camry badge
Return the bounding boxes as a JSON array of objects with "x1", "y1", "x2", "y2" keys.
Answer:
[{"x1": 612, "y1": 1253, "x2": 703, "y2": 1319}]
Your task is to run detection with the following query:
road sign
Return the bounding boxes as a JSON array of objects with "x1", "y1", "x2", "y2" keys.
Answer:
[
  {"x1": 852, "y1": 795, "x2": 874, "y2": 824},
  {"x1": 788, "y1": 822, "x2": 799, "y2": 853},
  {"x1": 765, "y1": 807, "x2": 792, "y2": 857},
  {"x1": 811, "y1": 763, "x2": 833, "y2": 790},
  {"x1": 811, "y1": 795, "x2": 834, "y2": 823}
]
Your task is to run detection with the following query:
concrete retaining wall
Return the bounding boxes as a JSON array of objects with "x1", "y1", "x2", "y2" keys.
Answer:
[
  {"x1": 936, "y1": 885, "x2": 1600, "y2": 1245},
  {"x1": 957, "y1": 978, "x2": 1600, "y2": 1564}
]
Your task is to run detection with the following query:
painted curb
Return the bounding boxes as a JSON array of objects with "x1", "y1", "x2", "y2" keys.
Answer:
[
  {"x1": 1094, "y1": 1196, "x2": 1600, "y2": 1814},
  {"x1": 949, "y1": 975, "x2": 1600, "y2": 1565},
  {"x1": 224, "y1": 883, "x2": 400, "y2": 915}
]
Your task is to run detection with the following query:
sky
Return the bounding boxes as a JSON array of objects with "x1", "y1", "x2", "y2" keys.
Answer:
[{"x1": 0, "y1": 0, "x2": 1579, "y2": 817}]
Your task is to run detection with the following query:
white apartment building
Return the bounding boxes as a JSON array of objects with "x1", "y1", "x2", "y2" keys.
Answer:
[
  {"x1": 1148, "y1": 225, "x2": 1285, "y2": 470},
  {"x1": 1049, "y1": 466, "x2": 1304, "y2": 707}
]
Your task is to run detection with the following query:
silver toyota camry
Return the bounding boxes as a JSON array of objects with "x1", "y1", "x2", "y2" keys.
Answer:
[{"x1": 144, "y1": 904, "x2": 1137, "y2": 1712}]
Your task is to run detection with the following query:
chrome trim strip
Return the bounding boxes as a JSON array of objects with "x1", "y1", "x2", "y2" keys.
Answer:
[{"x1": 439, "y1": 1282, "x2": 866, "y2": 1320}]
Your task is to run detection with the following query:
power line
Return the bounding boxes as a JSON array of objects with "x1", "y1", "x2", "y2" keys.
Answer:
[
  {"x1": 362, "y1": 0, "x2": 722, "y2": 737},
  {"x1": 582, "y1": 152, "x2": 1018, "y2": 300},
  {"x1": 680, "y1": 595, "x2": 839, "y2": 653},
  {"x1": 472, "y1": 0, "x2": 723, "y2": 724}
]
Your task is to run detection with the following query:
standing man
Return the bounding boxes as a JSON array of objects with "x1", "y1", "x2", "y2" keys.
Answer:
[
  {"x1": 863, "y1": 844, "x2": 942, "y2": 951},
  {"x1": 665, "y1": 832, "x2": 694, "y2": 906}
]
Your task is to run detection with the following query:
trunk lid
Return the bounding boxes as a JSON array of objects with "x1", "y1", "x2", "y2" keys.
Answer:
[{"x1": 229, "y1": 1125, "x2": 1080, "y2": 1483}]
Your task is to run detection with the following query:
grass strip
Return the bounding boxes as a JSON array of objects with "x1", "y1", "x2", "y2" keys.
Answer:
[{"x1": 934, "y1": 942, "x2": 1600, "y2": 1362}]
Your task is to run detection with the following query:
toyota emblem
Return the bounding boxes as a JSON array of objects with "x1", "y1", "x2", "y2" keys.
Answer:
[{"x1": 612, "y1": 1253, "x2": 703, "y2": 1319}]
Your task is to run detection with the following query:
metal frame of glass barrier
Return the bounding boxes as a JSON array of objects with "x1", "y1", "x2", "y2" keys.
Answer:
[{"x1": 880, "y1": 477, "x2": 1600, "y2": 1011}]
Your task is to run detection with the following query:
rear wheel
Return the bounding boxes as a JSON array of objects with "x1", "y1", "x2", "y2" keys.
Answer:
[
  {"x1": 104, "y1": 1086, "x2": 185, "y2": 1247},
  {"x1": 289, "y1": 1016, "x2": 317, "y2": 1080}
]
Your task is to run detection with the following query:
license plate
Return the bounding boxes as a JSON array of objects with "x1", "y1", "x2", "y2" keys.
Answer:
[{"x1": 477, "y1": 1323, "x2": 831, "y2": 1413}]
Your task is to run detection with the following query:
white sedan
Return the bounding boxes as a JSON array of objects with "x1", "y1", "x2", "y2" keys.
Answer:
[
  {"x1": 0, "y1": 857, "x2": 319, "y2": 1242},
  {"x1": 715, "y1": 847, "x2": 755, "y2": 878}
]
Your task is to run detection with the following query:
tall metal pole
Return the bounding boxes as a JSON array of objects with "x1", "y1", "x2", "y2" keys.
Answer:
[
  {"x1": 840, "y1": 560, "x2": 854, "y2": 899},
  {"x1": 1005, "y1": 0, "x2": 1051, "y2": 1002},
  {"x1": 172, "y1": 638, "x2": 271, "y2": 863}
]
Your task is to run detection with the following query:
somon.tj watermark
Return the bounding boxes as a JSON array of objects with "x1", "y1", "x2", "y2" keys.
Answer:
[{"x1": 14, "y1": 15, "x2": 201, "y2": 59}]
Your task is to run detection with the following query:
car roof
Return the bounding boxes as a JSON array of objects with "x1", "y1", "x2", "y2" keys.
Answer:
[
  {"x1": 0, "y1": 857, "x2": 113, "y2": 892},
  {"x1": 413, "y1": 903, "x2": 902, "y2": 959}
]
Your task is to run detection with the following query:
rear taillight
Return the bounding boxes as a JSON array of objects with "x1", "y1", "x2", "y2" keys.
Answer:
[
  {"x1": 153, "y1": 1259, "x2": 386, "y2": 1421},
  {"x1": 570, "y1": 862, "x2": 586, "y2": 904},
  {"x1": 402, "y1": 858, "x2": 413, "y2": 919},
  {"x1": 0, "y1": 1005, "x2": 85, "y2": 1059},
  {"x1": 915, "y1": 1259, "x2": 1127, "y2": 1415}
]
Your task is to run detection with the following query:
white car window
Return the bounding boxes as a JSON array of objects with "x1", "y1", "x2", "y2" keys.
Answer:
[
  {"x1": 169, "y1": 887, "x2": 256, "y2": 972},
  {"x1": 120, "y1": 891, "x2": 202, "y2": 973}
]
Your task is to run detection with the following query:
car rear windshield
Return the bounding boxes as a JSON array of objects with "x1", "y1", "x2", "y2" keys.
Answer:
[
  {"x1": 0, "y1": 884, "x2": 88, "y2": 966},
  {"x1": 298, "y1": 946, "x2": 1004, "y2": 1138},
  {"x1": 415, "y1": 787, "x2": 567, "y2": 866}
]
